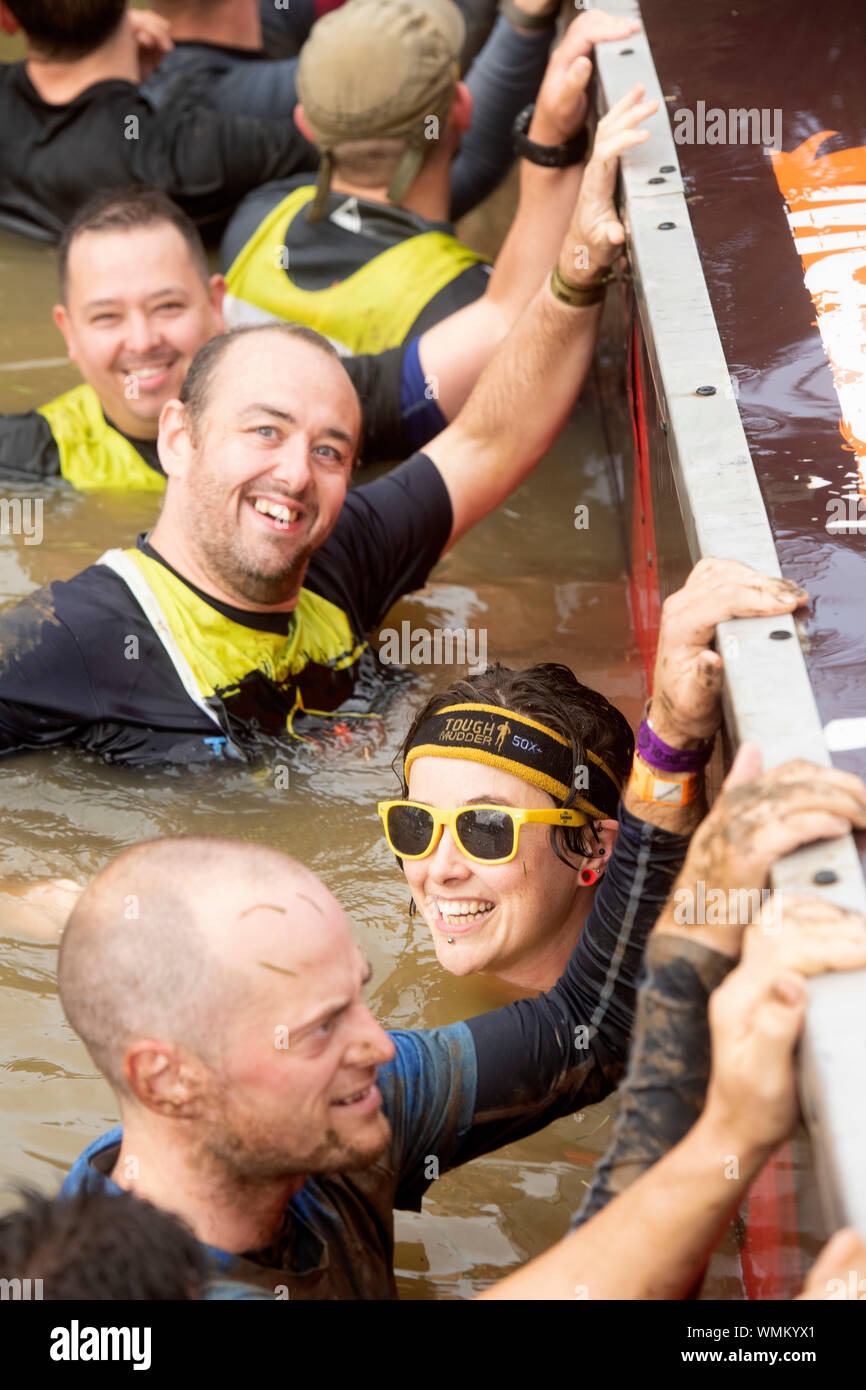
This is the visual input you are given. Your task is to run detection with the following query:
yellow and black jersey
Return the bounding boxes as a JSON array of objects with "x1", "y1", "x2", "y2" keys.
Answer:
[
  {"x1": 221, "y1": 178, "x2": 492, "y2": 354},
  {"x1": 0, "y1": 453, "x2": 451, "y2": 766}
]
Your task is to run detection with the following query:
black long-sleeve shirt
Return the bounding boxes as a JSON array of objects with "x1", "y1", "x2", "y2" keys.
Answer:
[
  {"x1": 572, "y1": 933, "x2": 735, "y2": 1227},
  {"x1": 0, "y1": 63, "x2": 318, "y2": 242}
]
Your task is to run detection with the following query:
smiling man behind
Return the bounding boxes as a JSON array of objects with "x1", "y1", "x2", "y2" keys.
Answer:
[{"x1": 0, "y1": 88, "x2": 658, "y2": 764}]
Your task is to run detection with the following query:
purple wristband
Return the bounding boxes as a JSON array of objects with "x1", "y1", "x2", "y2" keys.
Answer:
[{"x1": 636, "y1": 719, "x2": 714, "y2": 776}]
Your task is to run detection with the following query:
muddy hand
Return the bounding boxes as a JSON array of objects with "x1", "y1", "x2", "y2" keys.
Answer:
[
  {"x1": 654, "y1": 749, "x2": 866, "y2": 957},
  {"x1": 563, "y1": 84, "x2": 657, "y2": 279},
  {"x1": 741, "y1": 891, "x2": 866, "y2": 980},
  {"x1": 650, "y1": 557, "x2": 809, "y2": 747},
  {"x1": 703, "y1": 895, "x2": 866, "y2": 1157}
]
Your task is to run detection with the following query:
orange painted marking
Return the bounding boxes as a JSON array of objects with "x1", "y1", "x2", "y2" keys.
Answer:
[{"x1": 770, "y1": 134, "x2": 866, "y2": 497}]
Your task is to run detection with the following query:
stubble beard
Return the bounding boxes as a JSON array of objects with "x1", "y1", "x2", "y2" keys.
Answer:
[
  {"x1": 197, "y1": 1111, "x2": 391, "y2": 1188},
  {"x1": 186, "y1": 506, "x2": 317, "y2": 607}
]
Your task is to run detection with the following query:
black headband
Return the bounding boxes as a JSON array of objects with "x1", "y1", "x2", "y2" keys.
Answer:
[{"x1": 404, "y1": 703, "x2": 621, "y2": 820}]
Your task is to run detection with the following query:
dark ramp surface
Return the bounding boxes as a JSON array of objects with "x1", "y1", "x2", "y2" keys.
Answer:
[{"x1": 639, "y1": 0, "x2": 866, "y2": 853}]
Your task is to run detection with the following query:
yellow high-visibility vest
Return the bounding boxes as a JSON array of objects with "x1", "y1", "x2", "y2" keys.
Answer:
[
  {"x1": 38, "y1": 385, "x2": 165, "y2": 492},
  {"x1": 225, "y1": 185, "x2": 489, "y2": 354},
  {"x1": 98, "y1": 547, "x2": 370, "y2": 744}
]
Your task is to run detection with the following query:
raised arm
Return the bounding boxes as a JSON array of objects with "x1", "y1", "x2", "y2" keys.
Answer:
[
  {"x1": 421, "y1": 17, "x2": 596, "y2": 419},
  {"x1": 572, "y1": 558, "x2": 866, "y2": 1218},
  {"x1": 450, "y1": 6, "x2": 640, "y2": 219},
  {"x1": 425, "y1": 84, "x2": 658, "y2": 549},
  {"x1": 423, "y1": 13, "x2": 630, "y2": 420},
  {"x1": 481, "y1": 894, "x2": 866, "y2": 1299},
  {"x1": 576, "y1": 750, "x2": 866, "y2": 1227}
]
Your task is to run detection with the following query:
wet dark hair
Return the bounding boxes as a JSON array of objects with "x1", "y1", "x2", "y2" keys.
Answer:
[
  {"x1": 179, "y1": 323, "x2": 356, "y2": 452},
  {"x1": 0, "y1": 1186, "x2": 207, "y2": 1299},
  {"x1": 57, "y1": 187, "x2": 210, "y2": 302},
  {"x1": 4, "y1": 0, "x2": 126, "y2": 58},
  {"x1": 395, "y1": 663, "x2": 635, "y2": 870}
]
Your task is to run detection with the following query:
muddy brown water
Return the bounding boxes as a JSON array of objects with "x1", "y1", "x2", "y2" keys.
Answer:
[{"x1": 0, "y1": 28, "x2": 748, "y2": 1299}]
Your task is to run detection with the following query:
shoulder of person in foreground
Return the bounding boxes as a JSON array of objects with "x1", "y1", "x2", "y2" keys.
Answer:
[
  {"x1": 308, "y1": 451, "x2": 453, "y2": 634},
  {"x1": 0, "y1": 563, "x2": 152, "y2": 757}
]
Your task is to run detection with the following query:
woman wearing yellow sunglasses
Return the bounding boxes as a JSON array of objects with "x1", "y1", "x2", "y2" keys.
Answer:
[
  {"x1": 379, "y1": 661, "x2": 642, "y2": 992},
  {"x1": 378, "y1": 562, "x2": 808, "y2": 996}
]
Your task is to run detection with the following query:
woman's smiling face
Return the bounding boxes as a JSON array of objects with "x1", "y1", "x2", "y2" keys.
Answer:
[{"x1": 402, "y1": 755, "x2": 590, "y2": 981}]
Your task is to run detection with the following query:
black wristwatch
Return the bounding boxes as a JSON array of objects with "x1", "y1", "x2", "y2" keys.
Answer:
[{"x1": 512, "y1": 104, "x2": 589, "y2": 167}]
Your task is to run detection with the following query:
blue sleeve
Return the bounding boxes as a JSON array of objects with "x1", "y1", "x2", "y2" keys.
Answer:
[
  {"x1": 450, "y1": 15, "x2": 554, "y2": 220},
  {"x1": 399, "y1": 336, "x2": 446, "y2": 451},
  {"x1": 379, "y1": 1023, "x2": 477, "y2": 1210}
]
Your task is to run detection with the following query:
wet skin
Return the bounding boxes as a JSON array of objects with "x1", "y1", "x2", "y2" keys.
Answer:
[
  {"x1": 152, "y1": 330, "x2": 362, "y2": 610},
  {"x1": 52, "y1": 222, "x2": 225, "y2": 439},
  {"x1": 403, "y1": 756, "x2": 617, "y2": 987}
]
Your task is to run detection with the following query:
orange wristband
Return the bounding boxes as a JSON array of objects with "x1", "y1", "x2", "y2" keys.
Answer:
[{"x1": 629, "y1": 753, "x2": 702, "y2": 807}]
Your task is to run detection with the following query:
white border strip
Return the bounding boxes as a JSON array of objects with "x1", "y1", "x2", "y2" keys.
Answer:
[{"x1": 594, "y1": 2, "x2": 866, "y2": 1238}]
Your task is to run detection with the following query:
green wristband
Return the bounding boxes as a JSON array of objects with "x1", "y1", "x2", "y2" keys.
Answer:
[
  {"x1": 550, "y1": 265, "x2": 614, "y2": 307},
  {"x1": 499, "y1": 0, "x2": 560, "y2": 32}
]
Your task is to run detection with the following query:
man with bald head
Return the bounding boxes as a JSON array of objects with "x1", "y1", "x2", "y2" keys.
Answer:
[
  {"x1": 0, "y1": 91, "x2": 656, "y2": 765},
  {"x1": 60, "y1": 840, "x2": 395, "y2": 1204},
  {"x1": 57, "y1": 815, "x2": 687, "y2": 1298},
  {"x1": 55, "y1": 763, "x2": 866, "y2": 1300}
]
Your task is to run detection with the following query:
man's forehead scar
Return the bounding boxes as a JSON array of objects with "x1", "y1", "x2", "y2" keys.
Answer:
[
  {"x1": 238, "y1": 902, "x2": 287, "y2": 919},
  {"x1": 296, "y1": 893, "x2": 323, "y2": 916},
  {"x1": 257, "y1": 960, "x2": 298, "y2": 978}
]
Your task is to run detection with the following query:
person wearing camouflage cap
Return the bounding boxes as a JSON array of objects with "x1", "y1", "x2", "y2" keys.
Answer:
[
  {"x1": 144, "y1": 0, "x2": 559, "y2": 221},
  {"x1": 221, "y1": 3, "x2": 638, "y2": 355},
  {"x1": 298, "y1": 0, "x2": 468, "y2": 217}
]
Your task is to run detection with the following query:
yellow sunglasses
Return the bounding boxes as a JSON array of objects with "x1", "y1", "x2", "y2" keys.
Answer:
[{"x1": 377, "y1": 799, "x2": 588, "y2": 866}]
